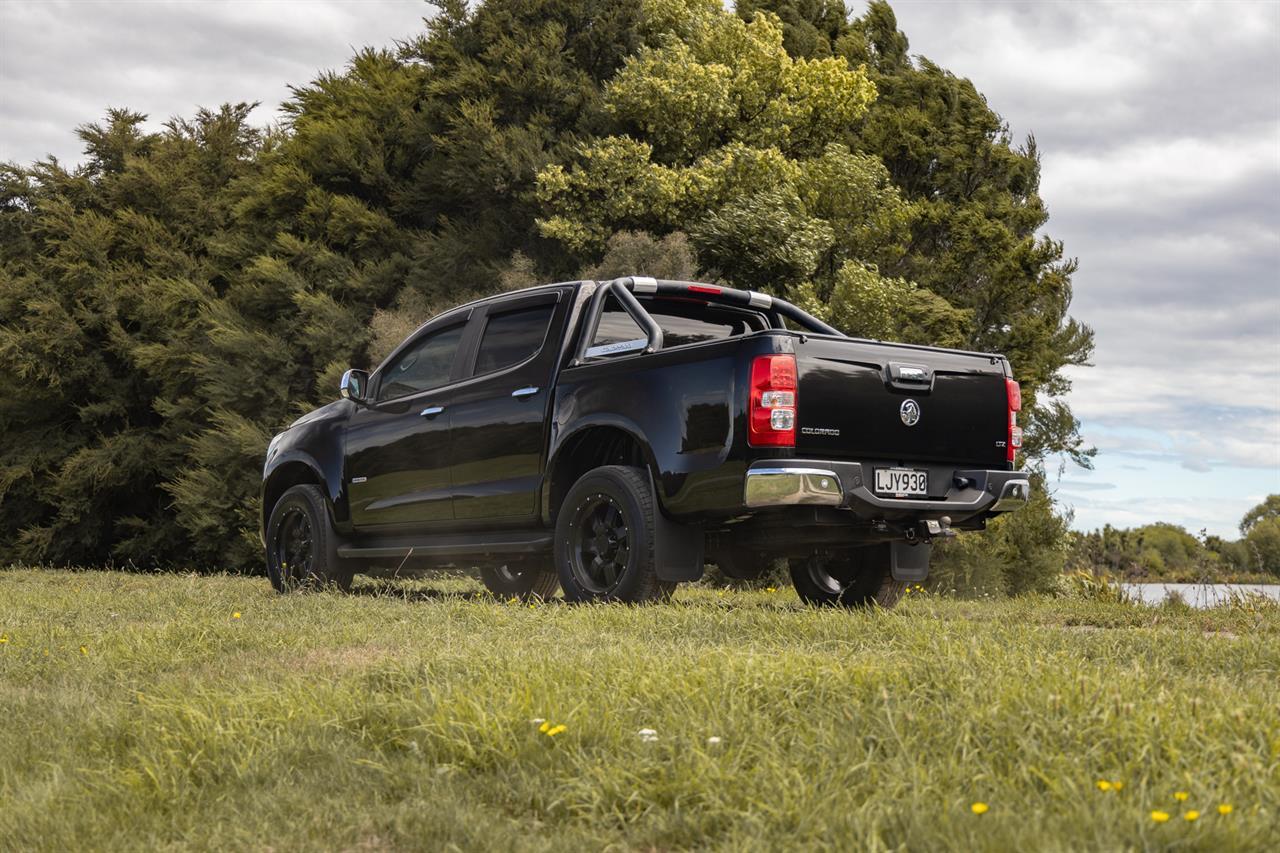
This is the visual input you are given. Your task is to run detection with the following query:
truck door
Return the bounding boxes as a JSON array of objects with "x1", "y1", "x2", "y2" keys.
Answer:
[
  {"x1": 344, "y1": 314, "x2": 472, "y2": 529},
  {"x1": 447, "y1": 291, "x2": 566, "y2": 524}
]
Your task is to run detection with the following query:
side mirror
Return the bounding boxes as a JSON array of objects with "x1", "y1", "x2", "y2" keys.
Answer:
[{"x1": 340, "y1": 368, "x2": 369, "y2": 402}]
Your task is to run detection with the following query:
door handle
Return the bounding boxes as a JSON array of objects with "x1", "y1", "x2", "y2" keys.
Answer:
[
  {"x1": 420, "y1": 405, "x2": 445, "y2": 417},
  {"x1": 511, "y1": 386, "x2": 540, "y2": 399}
]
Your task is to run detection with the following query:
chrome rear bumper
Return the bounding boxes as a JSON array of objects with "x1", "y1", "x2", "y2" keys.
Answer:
[
  {"x1": 743, "y1": 467, "x2": 845, "y2": 507},
  {"x1": 743, "y1": 461, "x2": 1030, "y2": 518}
]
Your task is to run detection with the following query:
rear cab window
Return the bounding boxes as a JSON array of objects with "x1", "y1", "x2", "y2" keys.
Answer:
[{"x1": 589, "y1": 294, "x2": 768, "y2": 354}]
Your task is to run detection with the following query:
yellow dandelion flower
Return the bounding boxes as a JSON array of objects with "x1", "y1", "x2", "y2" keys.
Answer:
[
  {"x1": 1112, "y1": 781, "x2": 1124, "y2": 791},
  {"x1": 1217, "y1": 804, "x2": 1232, "y2": 816},
  {"x1": 1096, "y1": 780, "x2": 1112, "y2": 791},
  {"x1": 538, "y1": 721, "x2": 551, "y2": 734},
  {"x1": 0, "y1": 634, "x2": 8, "y2": 644},
  {"x1": 765, "y1": 587, "x2": 776, "y2": 593},
  {"x1": 970, "y1": 802, "x2": 989, "y2": 815},
  {"x1": 79, "y1": 645, "x2": 88, "y2": 656},
  {"x1": 545, "y1": 724, "x2": 566, "y2": 737},
  {"x1": 232, "y1": 612, "x2": 241, "y2": 619},
  {"x1": 1150, "y1": 810, "x2": 1170, "y2": 823},
  {"x1": 1184, "y1": 810, "x2": 1200, "y2": 822},
  {"x1": 1174, "y1": 791, "x2": 1189, "y2": 802}
]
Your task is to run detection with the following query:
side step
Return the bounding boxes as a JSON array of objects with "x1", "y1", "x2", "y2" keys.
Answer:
[{"x1": 337, "y1": 530, "x2": 553, "y2": 561}]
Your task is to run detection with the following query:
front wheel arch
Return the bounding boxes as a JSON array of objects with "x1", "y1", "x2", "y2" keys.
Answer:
[{"x1": 261, "y1": 457, "x2": 330, "y2": 543}]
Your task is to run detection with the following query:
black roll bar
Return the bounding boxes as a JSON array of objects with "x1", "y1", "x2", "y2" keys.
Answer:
[{"x1": 572, "y1": 276, "x2": 844, "y2": 364}]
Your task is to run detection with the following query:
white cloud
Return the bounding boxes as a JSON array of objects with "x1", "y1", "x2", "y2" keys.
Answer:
[
  {"x1": 1041, "y1": 124, "x2": 1280, "y2": 213},
  {"x1": 1060, "y1": 491, "x2": 1266, "y2": 537},
  {"x1": 888, "y1": 0, "x2": 1280, "y2": 150},
  {"x1": 0, "y1": 0, "x2": 429, "y2": 164}
]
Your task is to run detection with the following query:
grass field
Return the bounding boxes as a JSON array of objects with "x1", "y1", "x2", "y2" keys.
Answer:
[{"x1": 2, "y1": 568, "x2": 1278, "y2": 852}]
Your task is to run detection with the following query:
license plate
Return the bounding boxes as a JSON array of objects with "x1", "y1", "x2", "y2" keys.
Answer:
[{"x1": 874, "y1": 468, "x2": 928, "y2": 496}]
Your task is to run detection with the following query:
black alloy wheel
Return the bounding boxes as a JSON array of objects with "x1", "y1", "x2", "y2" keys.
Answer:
[
  {"x1": 265, "y1": 484, "x2": 353, "y2": 592},
  {"x1": 568, "y1": 493, "x2": 632, "y2": 595},
  {"x1": 274, "y1": 506, "x2": 314, "y2": 585},
  {"x1": 554, "y1": 465, "x2": 673, "y2": 603},
  {"x1": 478, "y1": 561, "x2": 559, "y2": 600},
  {"x1": 788, "y1": 547, "x2": 906, "y2": 609}
]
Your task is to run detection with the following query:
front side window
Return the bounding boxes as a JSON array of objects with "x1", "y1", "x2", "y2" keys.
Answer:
[
  {"x1": 378, "y1": 324, "x2": 464, "y2": 400},
  {"x1": 474, "y1": 303, "x2": 554, "y2": 375}
]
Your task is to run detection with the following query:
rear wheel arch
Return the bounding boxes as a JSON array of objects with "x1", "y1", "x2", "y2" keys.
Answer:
[{"x1": 544, "y1": 423, "x2": 658, "y2": 524}]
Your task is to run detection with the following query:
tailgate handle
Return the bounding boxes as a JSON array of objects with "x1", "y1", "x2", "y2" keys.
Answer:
[{"x1": 887, "y1": 362, "x2": 934, "y2": 392}]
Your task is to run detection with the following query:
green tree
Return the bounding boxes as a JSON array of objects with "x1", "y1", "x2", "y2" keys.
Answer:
[
  {"x1": 1244, "y1": 520, "x2": 1280, "y2": 577},
  {"x1": 581, "y1": 230, "x2": 699, "y2": 281},
  {"x1": 1241, "y1": 495, "x2": 1280, "y2": 576},
  {"x1": 396, "y1": 0, "x2": 645, "y2": 294},
  {"x1": 819, "y1": 261, "x2": 971, "y2": 348},
  {"x1": 0, "y1": 105, "x2": 263, "y2": 565},
  {"x1": 535, "y1": 0, "x2": 917, "y2": 305},
  {"x1": 168, "y1": 52, "x2": 418, "y2": 566},
  {"x1": 1240, "y1": 494, "x2": 1280, "y2": 535}
]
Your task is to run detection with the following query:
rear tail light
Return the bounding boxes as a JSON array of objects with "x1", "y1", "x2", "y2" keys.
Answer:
[
  {"x1": 749, "y1": 355, "x2": 797, "y2": 447},
  {"x1": 1006, "y1": 377, "x2": 1022, "y2": 463}
]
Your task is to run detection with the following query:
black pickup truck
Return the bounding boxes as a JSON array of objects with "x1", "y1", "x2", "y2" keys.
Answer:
[{"x1": 261, "y1": 277, "x2": 1030, "y2": 607}]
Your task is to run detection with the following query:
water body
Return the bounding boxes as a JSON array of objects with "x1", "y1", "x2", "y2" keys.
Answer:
[{"x1": 1121, "y1": 583, "x2": 1280, "y2": 608}]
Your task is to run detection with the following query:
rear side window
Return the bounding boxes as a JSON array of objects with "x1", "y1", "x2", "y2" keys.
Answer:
[
  {"x1": 474, "y1": 303, "x2": 554, "y2": 375},
  {"x1": 378, "y1": 324, "x2": 465, "y2": 400}
]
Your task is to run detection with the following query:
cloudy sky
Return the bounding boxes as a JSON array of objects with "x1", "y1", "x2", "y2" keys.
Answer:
[{"x1": 2, "y1": 0, "x2": 1277, "y2": 537}]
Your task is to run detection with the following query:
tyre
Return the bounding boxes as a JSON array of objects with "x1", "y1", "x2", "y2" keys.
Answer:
[
  {"x1": 788, "y1": 546, "x2": 906, "y2": 609},
  {"x1": 479, "y1": 562, "x2": 559, "y2": 600},
  {"x1": 265, "y1": 484, "x2": 353, "y2": 593},
  {"x1": 554, "y1": 465, "x2": 675, "y2": 603}
]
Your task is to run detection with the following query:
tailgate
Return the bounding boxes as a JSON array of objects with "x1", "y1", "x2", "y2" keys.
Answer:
[{"x1": 794, "y1": 337, "x2": 1008, "y2": 467}]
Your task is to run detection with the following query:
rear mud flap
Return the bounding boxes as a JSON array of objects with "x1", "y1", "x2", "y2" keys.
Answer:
[
  {"x1": 649, "y1": 471, "x2": 705, "y2": 582},
  {"x1": 890, "y1": 541, "x2": 931, "y2": 582},
  {"x1": 654, "y1": 509, "x2": 705, "y2": 582}
]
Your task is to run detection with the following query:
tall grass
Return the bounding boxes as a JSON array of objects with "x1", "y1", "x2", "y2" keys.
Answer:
[{"x1": 1, "y1": 569, "x2": 1277, "y2": 851}]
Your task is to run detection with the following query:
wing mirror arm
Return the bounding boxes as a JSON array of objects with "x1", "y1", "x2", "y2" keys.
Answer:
[{"x1": 340, "y1": 369, "x2": 370, "y2": 403}]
